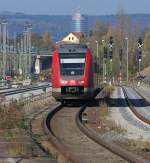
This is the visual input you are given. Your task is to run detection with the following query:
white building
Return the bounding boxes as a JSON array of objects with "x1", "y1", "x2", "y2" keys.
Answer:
[{"x1": 61, "y1": 33, "x2": 80, "y2": 44}]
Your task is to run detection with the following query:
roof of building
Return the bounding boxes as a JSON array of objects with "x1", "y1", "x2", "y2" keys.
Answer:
[{"x1": 72, "y1": 32, "x2": 83, "y2": 39}]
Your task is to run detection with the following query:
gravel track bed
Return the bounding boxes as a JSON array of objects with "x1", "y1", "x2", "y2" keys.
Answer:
[
  {"x1": 124, "y1": 86, "x2": 150, "y2": 121},
  {"x1": 90, "y1": 86, "x2": 150, "y2": 140},
  {"x1": 0, "y1": 96, "x2": 57, "y2": 163},
  {"x1": 120, "y1": 87, "x2": 150, "y2": 131},
  {"x1": 85, "y1": 86, "x2": 150, "y2": 162},
  {"x1": 29, "y1": 105, "x2": 58, "y2": 163},
  {"x1": 50, "y1": 105, "x2": 125, "y2": 163}
]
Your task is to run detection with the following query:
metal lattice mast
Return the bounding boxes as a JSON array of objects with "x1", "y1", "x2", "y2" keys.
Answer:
[
  {"x1": 6, "y1": 29, "x2": 10, "y2": 74},
  {"x1": 0, "y1": 23, "x2": 1, "y2": 53},
  {"x1": 0, "y1": 24, "x2": 1, "y2": 52},
  {"x1": 20, "y1": 35, "x2": 23, "y2": 75},
  {"x1": 13, "y1": 32, "x2": 17, "y2": 75},
  {"x1": 23, "y1": 31, "x2": 28, "y2": 77},
  {"x1": 28, "y1": 27, "x2": 32, "y2": 75},
  {"x1": 2, "y1": 22, "x2": 7, "y2": 78}
]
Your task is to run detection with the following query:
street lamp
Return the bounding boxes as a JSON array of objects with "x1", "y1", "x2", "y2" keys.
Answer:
[
  {"x1": 102, "y1": 39, "x2": 107, "y2": 83},
  {"x1": 95, "y1": 40, "x2": 99, "y2": 85},
  {"x1": 2, "y1": 22, "x2": 8, "y2": 79},
  {"x1": 125, "y1": 37, "x2": 129, "y2": 83}
]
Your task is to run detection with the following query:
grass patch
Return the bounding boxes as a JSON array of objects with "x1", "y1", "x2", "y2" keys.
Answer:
[
  {"x1": 103, "y1": 85, "x2": 115, "y2": 98},
  {"x1": 99, "y1": 103, "x2": 127, "y2": 134},
  {"x1": 106, "y1": 120, "x2": 127, "y2": 134},
  {"x1": 3, "y1": 131, "x2": 16, "y2": 141},
  {"x1": 143, "y1": 141, "x2": 150, "y2": 152},
  {"x1": 33, "y1": 133, "x2": 43, "y2": 141},
  {"x1": 9, "y1": 144, "x2": 27, "y2": 156},
  {"x1": 99, "y1": 103, "x2": 109, "y2": 120},
  {"x1": 0, "y1": 104, "x2": 26, "y2": 129}
]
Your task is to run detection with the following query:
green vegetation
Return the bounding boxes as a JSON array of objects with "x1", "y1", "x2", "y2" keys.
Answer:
[
  {"x1": 80, "y1": 10, "x2": 150, "y2": 81},
  {"x1": 31, "y1": 32, "x2": 55, "y2": 50},
  {"x1": 103, "y1": 85, "x2": 115, "y2": 97},
  {"x1": 99, "y1": 103, "x2": 127, "y2": 134},
  {"x1": 9, "y1": 144, "x2": 26, "y2": 156},
  {"x1": 3, "y1": 131, "x2": 16, "y2": 141},
  {"x1": 0, "y1": 104, "x2": 26, "y2": 129}
]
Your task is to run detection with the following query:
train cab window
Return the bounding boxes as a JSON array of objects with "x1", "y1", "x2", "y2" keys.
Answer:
[{"x1": 59, "y1": 53, "x2": 85, "y2": 76}]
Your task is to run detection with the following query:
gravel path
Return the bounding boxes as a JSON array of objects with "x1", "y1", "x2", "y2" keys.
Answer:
[
  {"x1": 123, "y1": 86, "x2": 150, "y2": 121},
  {"x1": 109, "y1": 86, "x2": 150, "y2": 141},
  {"x1": 135, "y1": 85, "x2": 150, "y2": 99}
]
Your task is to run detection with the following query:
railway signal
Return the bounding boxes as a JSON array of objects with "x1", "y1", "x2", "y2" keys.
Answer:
[
  {"x1": 108, "y1": 36, "x2": 114, "y2": 84},
  {"x1": 119, "y1": 49, "x2": 123, "y2": 83},
  {"x1": 103, "y1": 46, "x2": 107, "y2": 59},
  {"x1": 137, "y1": 37, "x2": 143, "y2": 48},
  {"x1": 119, "y1": 49, "x2": 123, "y2": 62},
  {"x1": 137, "y1": 37, "x2": 143, "y2": 78},
  {"x1": 137, "y1": 37, "x2": 143, "y2": 60},
  {"x1": 108, "y1": 36, "x2": 114, "y2": 60},
  {"x1": 103, "y1": 44, "x2": 107, "y2": 83}
]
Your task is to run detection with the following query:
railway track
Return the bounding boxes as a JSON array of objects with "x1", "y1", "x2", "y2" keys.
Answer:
[
  {"x1": 44, "y1": 98, "x2": 148, "y2": 163},
  {"x1": 0, "y1": 94, "x2": 57, "y2": 163},
  {"x1": 122, "y1": 86, "x2": 150, "y2": 125},
  {"x1": 15, "y1": 99, "x2": 57, "y2": 163},
  {"x1": 0, "y1": 84, "x2": 50, "y2": 96}
]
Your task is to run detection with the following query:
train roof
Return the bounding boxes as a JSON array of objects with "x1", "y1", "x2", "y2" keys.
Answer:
[{"x1": 58, "y1": 44, "x2": 88, "y2": 54}]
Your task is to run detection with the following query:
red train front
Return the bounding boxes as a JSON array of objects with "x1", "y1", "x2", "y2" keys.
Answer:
[{"x1": 51, "y1": 44, "x2": 94, "y2": 101}]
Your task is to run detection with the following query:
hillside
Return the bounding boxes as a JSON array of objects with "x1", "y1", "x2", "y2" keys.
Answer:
[{"x1": 1, "y1": 12, "x2": 150, "y2": 41}]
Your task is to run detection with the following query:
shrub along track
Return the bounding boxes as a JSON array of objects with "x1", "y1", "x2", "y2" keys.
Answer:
[
  {"x1": 44, "y1": 98, "x2": 148, "y2": 163},
  {"x1": 15, "y1": 99, "x2": 57, "y2": 163}
]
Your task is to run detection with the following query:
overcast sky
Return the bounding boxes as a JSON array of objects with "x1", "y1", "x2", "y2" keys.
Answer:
[{"x1": 0, "y1": 0, "x2": 150, "y2": 15}]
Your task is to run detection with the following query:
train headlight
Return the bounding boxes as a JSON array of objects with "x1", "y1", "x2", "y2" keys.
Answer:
[
  {"x1": 61, "y1": 80, "x2": 67, "y2": 84},
  {"x1": 79, "y1": 80, "x2": 84, "y2": 84}
]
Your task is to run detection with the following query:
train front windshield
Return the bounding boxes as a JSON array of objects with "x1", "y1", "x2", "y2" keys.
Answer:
[{"x1": 60, "y1": 53, "x2": 85, "y2": 76}]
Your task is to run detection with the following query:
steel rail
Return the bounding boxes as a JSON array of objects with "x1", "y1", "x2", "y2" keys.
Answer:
[
  {"x1": 122, "y1": 86, "x2": 150, "y2": 125},
  {"x1": 43, "y1": 103, "x2": 84, "y2": 163},
  {"x1": 76, "y1": 103, "x2": 149, "y2": 163},
  {"x1": 0, "y1": 85, "x2": 50, "y2": 96}
]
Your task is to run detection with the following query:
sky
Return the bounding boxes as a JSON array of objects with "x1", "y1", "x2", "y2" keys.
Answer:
[{"x1": 0, "y1": 0, "x2": 150, "y2": 15}]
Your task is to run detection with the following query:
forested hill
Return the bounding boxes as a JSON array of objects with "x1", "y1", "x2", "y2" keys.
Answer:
[{"x1": 1, "y1": 12, "x2": 150, "y2": 41}]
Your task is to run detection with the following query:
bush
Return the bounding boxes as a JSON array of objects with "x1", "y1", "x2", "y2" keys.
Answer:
[{"x1": 0, "y1": 104, "x2": 25, "y2": 129}]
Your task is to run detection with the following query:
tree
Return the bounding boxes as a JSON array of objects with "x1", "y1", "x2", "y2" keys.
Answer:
[
  {"x1": 31, "y1": 32, "x2": 54, "y2": 50},
  {"x1": 143, "y1": 27, "x2": 150, "y2": 67},
  {"x1": 41, "y1": 32, "x2": 53, "y2": 49}
]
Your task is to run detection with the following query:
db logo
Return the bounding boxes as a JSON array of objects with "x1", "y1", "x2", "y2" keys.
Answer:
[{"x1": 70, "y1": 80, "x2": 75, "y2": 84}]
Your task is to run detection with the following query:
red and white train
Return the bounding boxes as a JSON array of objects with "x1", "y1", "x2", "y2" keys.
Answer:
[{"x1": 51, "y1": 44, "x2": 94, "y2": 102}]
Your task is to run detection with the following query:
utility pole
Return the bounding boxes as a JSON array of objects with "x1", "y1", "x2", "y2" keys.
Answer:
[
  {"x1": 13, "y1": 32, "x2": 17, "y2": 76},
  {"x1": 95, "y1": 40, "x2": 99, "y2": 86},
  {"x1": 6, "y1": 29, "x2": 10, "y2": 74},
  {"x1": 102, "y1": 39, "x2": 107, "y2": 83},
  {"x1": 2, "y1": 22, "x2": 7, "y2": 79},
  {"x1": 19, "y1": 35, "x2": 23, "y2": 76},
  {"x1": 27, "y1": 26, "x2": 32, "y2": 76},
  {"x1": 23, "y1": 30, "x2": 28, "y2": 78},
  {"x1": 125, "y1": 37, "x2": 129, "y2": 83},
  {"x1": 119, "y1": 49, "x2": 123, "y2": 84},
  {"x1": 0, "y1": 23, "x2": 2, "y2": 76},
  {"x1": 0, "y1": 23, "x2": 1, "y2": 53}
]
